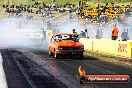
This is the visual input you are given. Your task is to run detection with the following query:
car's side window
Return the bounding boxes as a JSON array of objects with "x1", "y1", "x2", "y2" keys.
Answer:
[{"x1": 56, "y1": 35, "x2": 62, "y2": 41}]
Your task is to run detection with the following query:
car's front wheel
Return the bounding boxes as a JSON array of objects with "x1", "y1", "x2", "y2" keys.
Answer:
[
  {"x1": 49, "y1": 50, "x2": 54, "y2": 56},
  {"x1": 54, "y1": 52, "x2": 59, "y2": 59}
]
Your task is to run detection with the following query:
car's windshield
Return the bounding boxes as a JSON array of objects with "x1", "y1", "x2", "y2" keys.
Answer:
[{"x1": 56, "y1": 35, "x2": 78, "y2": 40}]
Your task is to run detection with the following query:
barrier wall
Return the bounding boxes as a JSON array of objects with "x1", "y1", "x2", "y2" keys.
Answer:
[{"x1": 80, "y1": 38, "x2": 132, "y2": 58}]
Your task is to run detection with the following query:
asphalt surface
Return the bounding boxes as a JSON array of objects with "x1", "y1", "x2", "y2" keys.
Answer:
[
  {"x1": 1, "y1": 50, "x2": 32, "y2": 88},
  {"x1": 18, "y1": 48, "x2": 132, "y2": 88},
  {"x1": 1, "y1": 49, "x2": 68, "y2": 88}
]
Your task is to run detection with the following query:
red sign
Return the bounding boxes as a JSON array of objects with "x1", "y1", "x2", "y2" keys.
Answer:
[{"x1": 118, "y1": 44, "x2": 127, "y2": 53}]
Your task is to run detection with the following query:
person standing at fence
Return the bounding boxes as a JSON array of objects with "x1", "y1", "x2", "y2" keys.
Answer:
[
  {"x1": 85, "y1": 29, "x2": 89, "y2": 38},
  {"x1": 111, "y1": 24, "x2": 119, "y2": 40},
  {"x1": 95, "y1": 29, "x2": 103, "y2": 39},
  {"x1": 121, "y1": 29, "x2": 129, "y2": 41},
  {"x1": 72, "y1": 29, "x2": 78, "y2": 36},
  {"x1": 126, "y1": 29, "x2": 129, "y2": 40}
]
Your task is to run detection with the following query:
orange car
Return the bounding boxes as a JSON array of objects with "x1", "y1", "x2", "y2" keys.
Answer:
[{"x1": 48, "y1": 33, "x2": 84, "y2": 59}]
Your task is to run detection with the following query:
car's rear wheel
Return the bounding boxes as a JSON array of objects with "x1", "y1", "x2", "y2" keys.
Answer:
[{"x1": 49, "y1": 50, "x2": 54, "y2": 56}]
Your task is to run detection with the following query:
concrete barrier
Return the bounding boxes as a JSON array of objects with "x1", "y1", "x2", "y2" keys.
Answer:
[
  {"x1": 79, "y1": 38, "x2": 94, "y2": 51},
  {"x1": 80, "y1": 38, "x2": 132, "y2": 58}
]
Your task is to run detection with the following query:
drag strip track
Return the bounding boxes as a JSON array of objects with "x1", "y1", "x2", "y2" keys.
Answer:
[
  {"x1": 20, "y1": 49, "x2": 132, "y2": 88},
  {"x1": 1, "y1": 50, "x2": 32, "y2": 88},
  {"x1": 1, "y1": 49, "x2": 132, "y2": 88},
  {"x1": 1, "y1": 49, "x2": 68, "y2": 88}
]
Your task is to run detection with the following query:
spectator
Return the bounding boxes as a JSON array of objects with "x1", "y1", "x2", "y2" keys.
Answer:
[
  {"x1": 85, "y1": 29, "x2": 89, "y2": 38},
  {"x1": 69, "y1": 9, "x2": 72, "y2": 19},
  {"x1": 100, "y1": 29, "x2": 103, "y2": 38},
  {"x1": 111, "y1": 24, "x2": 119, "y2": 40},
  {"x1": 80, "y1": 31, "x2": 86, "y2": 38},
  {"x1": 126, "y1": 29, "x2": 129, "y2": 40},
  {"x1": 72, "y1": 29, "x2": 78, "y2": 36},
  {"x1": 72, "y1": 29, "x2": 79, "y2": 41},
  {"x1": 72, "y1": 29, "x2": 78, "y2": 39},
  {"x1": 95, "y1": 29, "x2": 101, "y2": 39},
  {"x1": 121, "y1": 29, "x2": 129, "y2": 41}
]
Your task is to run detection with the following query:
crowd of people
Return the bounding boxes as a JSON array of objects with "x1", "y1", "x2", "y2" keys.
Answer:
[
  {"x1": 72, "y1": 24, "x2": 129, "y2": 41},
  {"x1": 78, "y1": 2, "x2": 131, "y2": 23},
  {"x1": 3, "y1": 2, "x2": 76, "y2": 18},
  {"x1": 3, "y1": 4, "x2": 33, "y2": 17},
  {"x1": 72, "y1": 29, "x2": 89, "y2": 39}
]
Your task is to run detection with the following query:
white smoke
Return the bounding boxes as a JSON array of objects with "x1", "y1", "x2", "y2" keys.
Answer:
[
  {"x1": 55, "y1": 17, "x2": 132, "y2": 40},
  {"x1": 0, "y1": 17, "x2": 48, "y2": 50},
  {"x1": 0, "y1": 14, "x2": 132, "y2": 50}
]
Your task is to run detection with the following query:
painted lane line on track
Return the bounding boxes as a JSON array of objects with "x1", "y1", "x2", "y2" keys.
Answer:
[
  {"x1": 12, "y1": 53, "x2": 37, "y2": 88},
  {"x1": 0, "y1": 52, "x2": 8, "y2": 88}
]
